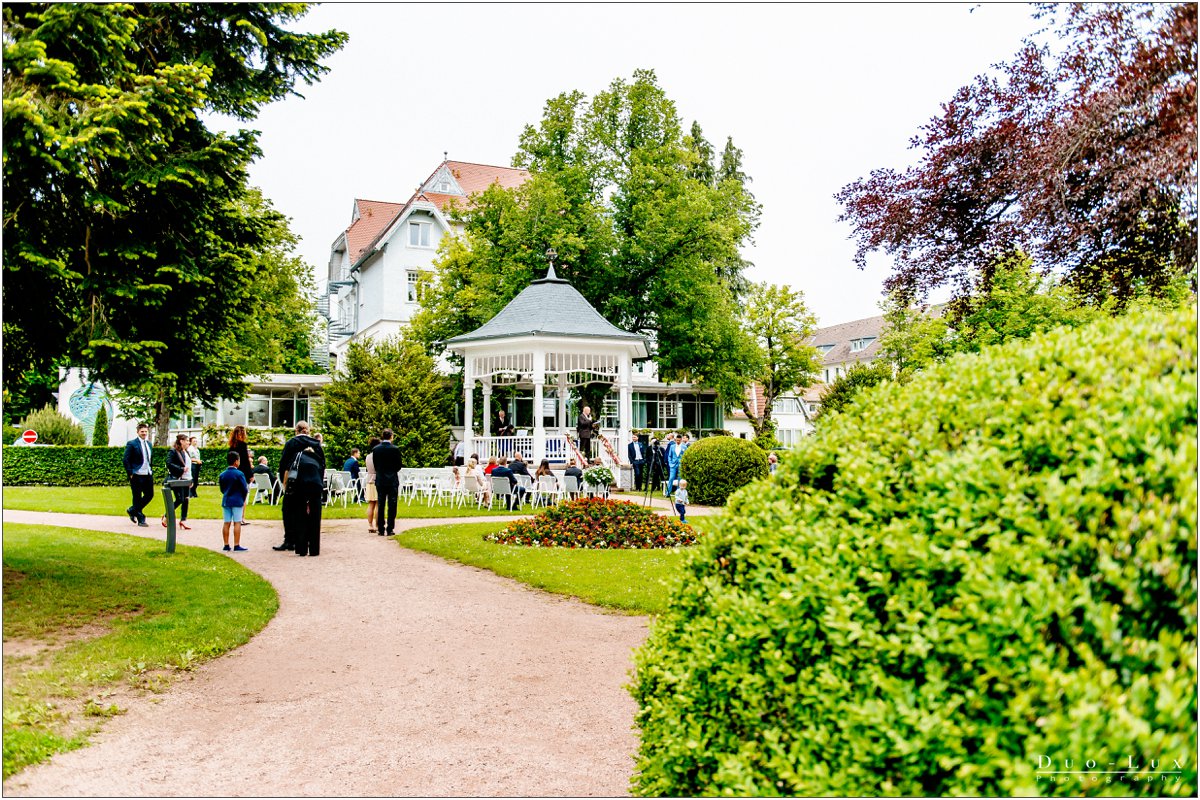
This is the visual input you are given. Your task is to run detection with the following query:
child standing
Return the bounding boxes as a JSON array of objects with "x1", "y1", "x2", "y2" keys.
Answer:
[
  {"x1": 219, "y1": 451, "x2": 250, "y2": 552},
  {"x1": 674, "y1": 479, "x2": 689, "y2": 523}
]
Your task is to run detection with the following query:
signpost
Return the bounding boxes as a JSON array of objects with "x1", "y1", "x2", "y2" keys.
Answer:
[{"x1": 21, "y1": 429, "x2": 37, "y2": 444}]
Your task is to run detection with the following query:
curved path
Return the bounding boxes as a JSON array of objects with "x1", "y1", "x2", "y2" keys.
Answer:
[{"x1": 2, "y1": 510, "x2": 651, "y2": 797}]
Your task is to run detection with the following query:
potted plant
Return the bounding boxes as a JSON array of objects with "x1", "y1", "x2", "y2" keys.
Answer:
[{"x1": 583, "y1": 465, "x2": 614, "y2": 489}]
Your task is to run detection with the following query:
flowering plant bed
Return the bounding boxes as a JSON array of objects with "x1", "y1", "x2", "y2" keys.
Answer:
[{"x1": 485, "y1": 498, "x2": 697, "y2": 549}]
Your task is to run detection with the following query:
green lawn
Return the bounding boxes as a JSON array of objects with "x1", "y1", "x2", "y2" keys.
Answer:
[
  {"x1": 397, "y1": 520, "x2": 720, "y2": 615},
  {"x1": 2, "y1": 524, "x2": 278, "y2": 779},
  {"x1": 2, "y1": 486, "x2": 532, "y2": 520}
]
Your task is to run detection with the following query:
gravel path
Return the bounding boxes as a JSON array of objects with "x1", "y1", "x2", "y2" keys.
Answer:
[{"x1": 2, "y1": 510, "x2": 651, "y2": 797}]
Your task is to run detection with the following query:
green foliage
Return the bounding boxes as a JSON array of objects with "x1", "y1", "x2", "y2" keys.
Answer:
[
  {"x1": 1, "y1": 446, "x2": 283, "y2": 486},
  {"x1": 631, "y1": 305, "x2": 1197, "y2": 796},
  {"x1": 678, "y1": 435, "x2": 768, "y2": 506},
  {"x1": 318, "y1": 335, "x2": 452, "y2": 467},
  {"x1": 3, "y1": 523, "x2": 277, "y2": 778},
  {"x1": 486, "y1": 498, "x2": 696, "y2": 549},
  {"x1": 815, "y1": 361, "x2": 894, "y2": 419},
  {"x1": 201, "y1": 424, "x2": 293, "y2": 448},
  {"x1": 739, "y1": 282, "x2": 820, "y2": 438},
  {"x1": 18, "y1": 404, "x2": 85, "y2": 446},
  {"x1": 2, "y1": 3, "x2": 344, "y2": 439},
  {"x1": 413, "y1": 69, "x2": 761, "y2": 400},
  {"x1": 91, "y1": 404, "x2": 109, "y2": 447}
]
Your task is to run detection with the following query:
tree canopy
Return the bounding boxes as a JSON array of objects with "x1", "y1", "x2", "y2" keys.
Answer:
[
  {"x1": 738, "y1": 282, "x2": 820, "y2": 442},
  {"x1": 2, "y1": 3, "x2": 345, "y2": 438},
  {"x1": 317, "y1": 336, "x2": 451, "y2": 468},
  {"x1": 836, "y1": 3, "x2": 1197, "y2": 309},
  {"x1": 411, "y1": 69, "x2": 762, "y2": 402}
]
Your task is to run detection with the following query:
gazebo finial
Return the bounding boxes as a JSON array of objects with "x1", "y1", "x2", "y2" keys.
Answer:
[{"x1": 545, "y1": 247, "x2": 558, "y2": 280}]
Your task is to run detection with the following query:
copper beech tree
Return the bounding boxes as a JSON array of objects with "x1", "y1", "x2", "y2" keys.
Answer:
[{"x1": 836, "y1": 3, "x2": 1197, "y2": 310}]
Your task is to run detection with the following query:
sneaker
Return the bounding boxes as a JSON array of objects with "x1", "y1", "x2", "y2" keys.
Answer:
[
  {"x1": 222, "y1": 544, "x2": 232, "y2": 551},
  {"x1": 233, "y1": 545, "x2": 248, "y2": 552}
]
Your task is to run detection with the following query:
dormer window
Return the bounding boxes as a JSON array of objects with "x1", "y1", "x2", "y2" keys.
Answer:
[
  {"x1": 850, "y1": 337, "x2": 875, "y2": 352},
  {"x1": 816, "y1": 344, "x2": 835, "y2": 355}
]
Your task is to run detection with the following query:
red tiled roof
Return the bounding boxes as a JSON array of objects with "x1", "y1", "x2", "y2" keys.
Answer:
[
  {"x1": 438, "y1": 160, "x2": 529, "y2": 195},
  {"x1": 346, "y1": 199, "x2": 404, "y2": 263}
]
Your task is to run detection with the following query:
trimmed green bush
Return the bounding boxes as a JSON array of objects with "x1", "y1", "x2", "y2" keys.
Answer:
[
  {"x1": 631, "y1": 305, "x2": 1197, "y2": 796},
  {"x1": 17, "y1": 404, "x2": 85, "y2": 446},
  {"x1": 678, "y1": 435, "x2": 769, "y2": 506},
  {"x1": 2, "y1": 446, "x2": 285, "y2": 486}
]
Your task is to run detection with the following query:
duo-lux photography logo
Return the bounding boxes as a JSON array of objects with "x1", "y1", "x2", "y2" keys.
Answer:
[{"x1": 1034, "y1": 755, "x2": 1186, "y2": 785}]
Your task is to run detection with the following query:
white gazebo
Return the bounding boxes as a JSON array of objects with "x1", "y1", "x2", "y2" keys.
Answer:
[{"x1": 444, "y1": 263, "x2": 648, "y2": 477}]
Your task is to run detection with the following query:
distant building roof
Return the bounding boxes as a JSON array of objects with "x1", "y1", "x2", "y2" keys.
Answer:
[
  {"x1": 810, "y1": 314, "x2": 887, "y2": 369},
  {"x1": 445, "y1": 266, "x2": 647, "y2": 349}
]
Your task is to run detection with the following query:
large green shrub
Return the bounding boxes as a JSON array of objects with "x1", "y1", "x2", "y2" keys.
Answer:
[
  {"x1": 1, "y1": 446, "x2": 285, "y2": 486},
  {"x1": 678, "y1": 435, "x2": 769, "y2": 506},
  {"x1": 631, "y1": 306, "x2": 1197, "y2": 796},
  {"x1": 17, "y1": 404, "x2": 85, "y2": 445}
]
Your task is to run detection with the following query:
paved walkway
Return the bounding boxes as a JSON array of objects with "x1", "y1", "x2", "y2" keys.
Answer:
[{"x1": 2, "y1": 509, "x2": 657, "y2": 797}]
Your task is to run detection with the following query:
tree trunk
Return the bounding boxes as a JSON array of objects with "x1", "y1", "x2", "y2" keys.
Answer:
[{"x1": 153, "y1": 395, "x2": 171, "y2": 447}]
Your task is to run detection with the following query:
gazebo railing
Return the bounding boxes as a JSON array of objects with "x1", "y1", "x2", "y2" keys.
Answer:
[{"x1": 471, "y1": 435, "x2": 534, "y2": 461}]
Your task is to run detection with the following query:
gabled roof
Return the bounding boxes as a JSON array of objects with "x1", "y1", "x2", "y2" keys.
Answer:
[
  {"x1": 445, "y1": 267, "x2": 646, "y2": 349},
  {"x1": 345, "y1": 199, "x2": 405, "y2": 263},
  {"x1": 423, "y1": 160, "x2": 529, "y2": 197},
  {"x1": 810, "y1": 314, "x2": 887, "y2": 367}
]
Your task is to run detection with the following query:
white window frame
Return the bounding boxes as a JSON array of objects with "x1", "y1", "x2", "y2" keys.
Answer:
[
  {"x1": 409, "y1": 221, "x2": 432, "y2": 248},
  {"x1": 407, "y1": 270, "x2": 419, "y2": 303}
]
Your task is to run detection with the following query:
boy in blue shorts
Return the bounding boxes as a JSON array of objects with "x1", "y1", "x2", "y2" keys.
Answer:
[
  {"x1": 219, "y1": 450, "x2": 249, "y2": 552},
  {"x1": 674, "y1": 479, "x2": 689, "y2": 523}
]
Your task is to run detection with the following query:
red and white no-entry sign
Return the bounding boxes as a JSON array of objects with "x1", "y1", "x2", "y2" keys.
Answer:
[{"x1": 21, "y1": 429, "x2": 37, "y2": 444}]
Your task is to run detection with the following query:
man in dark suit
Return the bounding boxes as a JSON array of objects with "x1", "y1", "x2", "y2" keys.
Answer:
[
  {"x1": 253, "y1": 456, "x2": 278, "y2": 503},
  {"x1": 372, "y1": 428, "x2": 403, "y2": 535},
  {"x1": 122, "y1": 422, "x2": 153, "y2": 527},
  {"x1": 343, "y1": 447, "x2": 363, "y2": 502},
  {"x1": 576, "y1": 406, "x2": 596, "y2": 459},
  {"x1": 495, "y1": 408, "x2": 515, "y2": 436},
  {"x1": 627, "y1": 431, "x2": 646, "y2": 492}
]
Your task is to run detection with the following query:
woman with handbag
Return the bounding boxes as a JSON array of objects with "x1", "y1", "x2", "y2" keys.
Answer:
[{"x1": 162, "y1": 433, "x2": 192, "y2": 530}]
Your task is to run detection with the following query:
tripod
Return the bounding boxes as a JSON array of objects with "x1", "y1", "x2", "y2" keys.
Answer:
[{"x1": 641, "y1": 440, "x2": 664, "y2": 509}]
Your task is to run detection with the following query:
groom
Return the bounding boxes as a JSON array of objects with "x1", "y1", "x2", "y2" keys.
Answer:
[{"x1": 122, "y1": 423, "x2": 153, "y2": 527}]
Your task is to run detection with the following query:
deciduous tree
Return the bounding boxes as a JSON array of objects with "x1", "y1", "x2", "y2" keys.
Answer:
[
  {"x1": 836, "y1": 3, "x2": 1196, "y2": 309},
  {"x1": 413, "y1": 69, "x2": 761, "y2": 403},
  {"x1": 738, "y1": 283, "x2": 820, "y2": 440}
]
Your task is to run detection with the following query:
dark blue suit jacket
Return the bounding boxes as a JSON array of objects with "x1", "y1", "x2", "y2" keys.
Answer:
[
  {"x1": 123, "y1": 437, "x2": 151, "y2": 475},
  {"x1": 627, "y1": 440, "x2": 646, "y2": 464},
  {"x1": 491, "y1": 465, "x2": 517, "y2": 489}
]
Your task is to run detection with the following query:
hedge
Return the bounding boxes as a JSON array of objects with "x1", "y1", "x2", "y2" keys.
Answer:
[
  {"x1": 2, "y1": 446, "x2": 285, "y2": 487},
  {"x1": 631, "y1": 305, "x2": 1197, "y2": 796},
  {"x1": 678, "y1": 435, "x2": 769, "y2": 506}
]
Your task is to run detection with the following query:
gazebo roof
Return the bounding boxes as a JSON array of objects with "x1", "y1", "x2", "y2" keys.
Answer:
[{"x1": 445, "y1": 267, "x2": 647, "y2": 349}]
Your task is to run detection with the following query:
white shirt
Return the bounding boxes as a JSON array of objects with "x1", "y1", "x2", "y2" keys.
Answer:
[{"x1": 136, "y1": 437, "x2": 152, "y2": 475}]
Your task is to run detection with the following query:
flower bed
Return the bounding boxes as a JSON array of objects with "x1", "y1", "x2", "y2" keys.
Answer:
[{"x1": 485, "y1": 498, "x2": 697, "y2": 549}]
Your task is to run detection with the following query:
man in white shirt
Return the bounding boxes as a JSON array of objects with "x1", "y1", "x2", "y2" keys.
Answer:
[{"x1": 121, "y1": 423, "x2": 154, "y2": 527}]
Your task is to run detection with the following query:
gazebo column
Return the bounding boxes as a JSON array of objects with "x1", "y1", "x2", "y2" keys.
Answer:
[
  {"x1": 557, "y1": 373, "x2": 568, "y2": 430},
  {"x1": 532, "y1": 351, "x2": 546, "y2": 464},
  {"x1": 618, "y1": 353, "x2": 633, "y2": 489},
  {"x1": 482, "y1": 380, "x2": 492, "y2": 437},
  {"x1": 463, "y1": 360, "x2": 474, "y2": 457}
]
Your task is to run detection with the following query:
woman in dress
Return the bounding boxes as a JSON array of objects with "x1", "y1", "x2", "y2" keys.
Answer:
[
  {"x1": 467, "y1": 457, "x2": 490, "y2": 506},
  {"x1": 163, "y1": 433, "x2": 192, "y2": 530},
  {"x1": 483, "y1": 456, "x2": 498, "y2": 476},
  {"x1": 364, "y1": 436, "x2": 380, "y2": 533},
  {"x1": 227, "y1": 426, "x2": 254, "y2": 524}
]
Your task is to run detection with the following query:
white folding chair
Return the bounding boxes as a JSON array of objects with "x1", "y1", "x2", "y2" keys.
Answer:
[
  {"x1": 251, "y1": 472, "x2": 274, "y2": 505},
  {"x1": 433, "y1": 472, "x2": 459, "y2": 506},
  {"x1": 325, "y1": 471, "x2": 351, "y2": 508},
  {"x1": 563, "y1": 475, "x2": 582, "y2": 501},
  {"x1": 491, "y1": 476, "x2": 515, "y2": 511},
  {"x1": 532, "y1": 475, "x2": 561, "y2": 507}
]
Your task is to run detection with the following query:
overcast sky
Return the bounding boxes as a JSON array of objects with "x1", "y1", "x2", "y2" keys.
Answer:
[{"x1": 220, "y1": 2, "x2": 1044, "y2": 326}]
